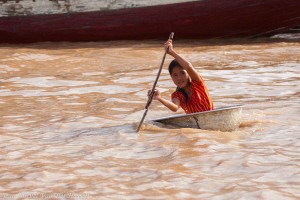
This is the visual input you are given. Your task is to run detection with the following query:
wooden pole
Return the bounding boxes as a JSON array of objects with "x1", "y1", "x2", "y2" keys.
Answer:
[{"x1": 136, "y1": 32, "x2": 174, "y2": 132}]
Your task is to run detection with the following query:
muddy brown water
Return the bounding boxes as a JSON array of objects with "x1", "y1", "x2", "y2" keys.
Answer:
[{"x1": 0, "y1": 36, "x2": 299, "y2": 199}]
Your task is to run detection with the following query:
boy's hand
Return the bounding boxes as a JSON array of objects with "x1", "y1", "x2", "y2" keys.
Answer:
[
  {"x1": 148, "y1": 89, "x2": 160, "y2": 100},
  {"x1": 164, "y1": 39, "x2": 174, "y2": 54}
]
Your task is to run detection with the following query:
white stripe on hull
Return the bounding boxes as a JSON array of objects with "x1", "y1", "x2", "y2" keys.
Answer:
[{"x1": 0, "y1": 0, "x2": 199, "y2": 17}]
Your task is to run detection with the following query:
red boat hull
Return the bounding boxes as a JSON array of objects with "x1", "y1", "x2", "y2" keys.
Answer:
[{"x1": 0, "y1": 0, "x2": 299, "y2": 43}]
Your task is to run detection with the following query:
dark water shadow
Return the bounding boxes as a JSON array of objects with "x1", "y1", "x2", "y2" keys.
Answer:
[
  {"x1": 1, "y1": 36, "x2": 299, "y2": 49},
  {"x1": 64, "y1": 124, "x2": 137, "y2": 139}
]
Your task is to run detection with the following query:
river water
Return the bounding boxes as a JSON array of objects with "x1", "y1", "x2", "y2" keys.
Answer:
[{"x1": 0, "y1": 36, "x2": 299, "y2": 199}]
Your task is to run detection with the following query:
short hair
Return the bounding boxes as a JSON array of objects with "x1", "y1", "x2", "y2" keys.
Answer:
[{"x1": 168, "y1": 59, "x2": 181, "y2": 74}]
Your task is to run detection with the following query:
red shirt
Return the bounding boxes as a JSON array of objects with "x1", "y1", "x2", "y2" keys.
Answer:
[{"x1": 171, "y1": 78, "x2": 214, "y2": 114}]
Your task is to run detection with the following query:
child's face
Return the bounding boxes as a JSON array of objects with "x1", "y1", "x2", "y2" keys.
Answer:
[{"x1": 171, "y1": 66, "x2": 189, "y2": 88}]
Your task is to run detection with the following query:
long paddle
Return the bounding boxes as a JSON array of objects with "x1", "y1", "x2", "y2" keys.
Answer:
[{"x1": 136, "y1": 32, "x2": 174, "y2": 132}]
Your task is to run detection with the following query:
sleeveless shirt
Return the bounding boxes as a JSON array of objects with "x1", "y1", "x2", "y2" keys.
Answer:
[{"x1": 171, "y1": 78, "x2": 214, "y2": 114}]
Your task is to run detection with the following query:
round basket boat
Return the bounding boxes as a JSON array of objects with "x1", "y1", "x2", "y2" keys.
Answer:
[{"x1": 153, "y1": 105, "x2": 243, "y2": 132}]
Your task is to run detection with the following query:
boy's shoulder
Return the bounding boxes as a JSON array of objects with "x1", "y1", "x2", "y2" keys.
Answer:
[
  {"x1": 171, "y1": 89, "x2": 182, "y2": 99},
  {"x1": 191, "y1": 78, "x2": 205, "y2": 87}
]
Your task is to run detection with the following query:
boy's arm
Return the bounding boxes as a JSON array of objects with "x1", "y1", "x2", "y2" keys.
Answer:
[
  {"x1": 149, "y1": 89, "x2": 180, "y2": 112},
  {"x1": 157, "y1": 96, "x2": 180, "y2": 112},
  {"x1": 165, "y1": 40, "x2": 202, "y2": 82}
]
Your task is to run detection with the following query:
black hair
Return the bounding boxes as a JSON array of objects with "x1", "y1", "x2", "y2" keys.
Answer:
[
  {"x1": 168, "y1": 59, "x2": 189, "y2": 103},
  {"x1": 168, "y1": 59, "x2": 179, "y2": 75}
]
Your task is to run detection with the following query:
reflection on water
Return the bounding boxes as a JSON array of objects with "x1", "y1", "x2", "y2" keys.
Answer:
[{"x1": 0, "y1": 38, "x2": 299, "y2": 199}]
